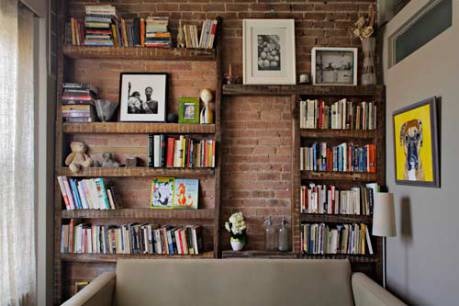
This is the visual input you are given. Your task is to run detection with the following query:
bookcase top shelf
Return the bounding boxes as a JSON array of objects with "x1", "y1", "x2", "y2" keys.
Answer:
[
  {"x1": 57, "y1": 167, "x2": 215, "y2": 178},
  {"x1": 300, "y1": 213, "x2": 373, "y2": 224},
  {"x1": 61, "y1": 251, "x2": 214, "y2": 263},
  {"x1": 301, "y1": 171, "x2": 377, "y2": 182},
  {"x1": 62, "y1": 122, "x2": 216, "y2": 134},
  {"x1": 300, "y1": 129, "x2": 376, "y2": 139},
  {"x1": 61, "y1": 208, "x2": 215, "y2": 220},
  {"x1": 223, "y1": 84, "x2": 384, "y2": 97},
  {"x1": 63, "y1": 46, "x2": 217, "y2": 61}
]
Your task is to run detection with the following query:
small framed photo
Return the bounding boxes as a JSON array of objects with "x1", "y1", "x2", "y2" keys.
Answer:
[
  {"x1": 311, "y1": 47, "x2": 358, "y2": 86},
  {"x1": 119, "y1": 73, "x2": 167, "y2": 122},
  {"x1": 393, "y1": 97, "x2": 440, "y2": 187},
  {"x1": 178, "y1": 97, "x2": 200, "y2": 124},
  {"x1": 243, "y1": 19, "x2": 296, "y2": 85}
]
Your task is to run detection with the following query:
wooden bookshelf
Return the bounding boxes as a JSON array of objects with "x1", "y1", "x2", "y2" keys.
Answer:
[
  {"x1": 54, "y1": 2, "x2": 223, "y2": 303},
  {"x1": 299, "y1": 129, "x2": 376, "y2": 139},
  {"x1": 300, "y1": 171, "x2": 378, "y2": 182},
  {"x1": 63, "y1": 45, "x2": 216, "y2": 61},
  {"x1": 299, "y1": 213, "x2": 373, "y2": 224},
  {"x1": 57, "y1": 167, "x2": 215, "y2": 178},
  {"x1": 300, "y1": 254, "x2": 379, "y2": 263},
  {"x1": 61, "y1": 208, "x2": 215, "y2": 220},
  {"x1": 222, "y1": 250, "x2": 298, "y2": 259},
  {"x1": 61, "y1": 251, "x2": 214, "y2": 263},
  {"x1": 63, "y1": 122, "x2": 216, "y2": 134}
]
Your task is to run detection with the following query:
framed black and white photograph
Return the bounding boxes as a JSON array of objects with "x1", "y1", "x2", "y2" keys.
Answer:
[
  {"x1": 119, "y1": 73, "x2": 167, "y2": 122},
  {"x1": 311, "y1": 47, "x2": 358, "y2": 86},
  {"x1": 243, "y1": 19, "x2": 296, "y2": 85}
]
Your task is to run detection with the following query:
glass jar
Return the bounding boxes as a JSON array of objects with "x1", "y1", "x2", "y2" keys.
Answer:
[
  {"x1": 264, "y1": 216, "x2": 277, "y2": 251},
  {"x1": 278, "y1": 217, "x2": 290, "y2": 252}
]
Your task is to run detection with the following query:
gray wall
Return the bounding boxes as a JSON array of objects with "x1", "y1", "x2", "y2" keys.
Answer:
[{"x1": 383, "y1": 1, "x2": 459, "y2": 305}]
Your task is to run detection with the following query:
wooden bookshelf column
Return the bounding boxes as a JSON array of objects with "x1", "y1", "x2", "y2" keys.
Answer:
[{"x1": 54, "y1": 3, "x2": 223, "y2": 303}]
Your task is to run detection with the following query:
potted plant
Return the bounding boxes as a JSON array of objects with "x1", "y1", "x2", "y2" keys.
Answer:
[{"x1": 225, "y1": 212, "x2": 247, "y2": 251}]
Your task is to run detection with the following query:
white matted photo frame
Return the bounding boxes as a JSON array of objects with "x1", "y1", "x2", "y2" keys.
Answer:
[
  {"x1": 311, "y1": 47, "x2": 358, "y2": 86},
  {"x1": 119, "y1": 73, "x2": 168, "y2": 122},
  {"x1": 243, "y1": 19, "x2": 296, "y2": 85}
]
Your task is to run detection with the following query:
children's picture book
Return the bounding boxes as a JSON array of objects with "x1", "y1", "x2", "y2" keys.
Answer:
[
  {"x1": 174, "y1": 179, "x2": 199, "y2": 209},
  {"x1": 151, "y1": 177, "x2": 175, "y2": 208}
]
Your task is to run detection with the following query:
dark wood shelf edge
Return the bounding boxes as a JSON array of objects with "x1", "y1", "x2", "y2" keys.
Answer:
[
  {"x1": 56, "y1": 167, "x2": 215, "y2": 177},
  {"x1": 301, "y1": 254, "x2": 379, "y2": 263},
  {"x1": 62, "y1": 122, "x2": 216, "y2": 134},
  {"x1": 300, "y1": 171, "x2": 377, "y2": 182},
  {"x1": 300, "y1": 213, "x2": 373, "y2": 224},
  {"x1": 61, "y1": 208, "x2": 215, "y2": 220},
  {"x1": 221, "y1": 250, "x2": 298, "y2": 258},
  {"x1": 223, "y1": 84, "x2": 384, "y2": 97},
  {"x1": 300, "y1": 129, "x2": 376, "y2": 139},
  {"x1": 61, "y1": 251, "x2": 215, "y2": 263}
]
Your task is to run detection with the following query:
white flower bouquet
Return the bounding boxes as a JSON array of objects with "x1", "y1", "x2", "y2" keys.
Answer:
[{"x1": 225, "y1": 212, "x2": 247, "y2": 240}]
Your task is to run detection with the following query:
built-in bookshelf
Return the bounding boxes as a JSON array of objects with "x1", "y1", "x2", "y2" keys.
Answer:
[
  {"x1": 54, "y1": 2, "x2": 222, "y2": 303},
  {"x1": 222, "y1": 84, "x2": 385, "y2": 283}
]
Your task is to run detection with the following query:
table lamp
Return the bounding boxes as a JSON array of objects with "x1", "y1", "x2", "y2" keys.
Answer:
[{"x1": 372, "y1": 192, "x2": 396, "y2": 288}]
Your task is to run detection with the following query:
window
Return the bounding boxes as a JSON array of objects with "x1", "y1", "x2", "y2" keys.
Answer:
[{"x1": 390, "y1": 0, "x2": 452, "y2": 66}]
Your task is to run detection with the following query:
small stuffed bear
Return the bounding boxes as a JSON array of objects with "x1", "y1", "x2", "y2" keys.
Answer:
[{"x1": 65, "y1": 141, "x2": 92, "y2": 173}]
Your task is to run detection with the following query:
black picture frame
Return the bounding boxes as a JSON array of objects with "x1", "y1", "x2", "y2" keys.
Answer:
[
  {"x1": 119, "y1": 72, "x2": 168, "y2": 122},
  {"x1": 392, "y1": 96, "x2": 440, "y2": 187}
]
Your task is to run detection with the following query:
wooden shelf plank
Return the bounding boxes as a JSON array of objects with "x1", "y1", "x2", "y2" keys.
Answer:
[
  {"x1": 301, "y1": 254, "x2": 379, "y2": 263},
  {"x1": 300, "y1": 129, "x2": 376, "y2": 139},
  {"x1": 57, "y1": 167, "x2": 215, "y2": 178},
  {"x1": 300, "y1": 213, "x2": 373, "y2": 224},
  {"x1": 301, "y1": 171, "x2": 377, "y2": 182},
  {"x1": 62, "y1": 122, "x2": 216, "y2": 134},
  {"x1": 63, "y1": 46, "x2": 216, "y2": 61},
  {"x1": 61, "y1": 208, "x2": 215, "y2": 220},
  {"x1": 61, "y1": 251, "x2": 214, "y2": 263},
  {"x1": 223, "y1": 84, "x2": 384, "y2": 97},
  {"x1": 222, "y1": 250, "x2": 298, "y2": 259}
]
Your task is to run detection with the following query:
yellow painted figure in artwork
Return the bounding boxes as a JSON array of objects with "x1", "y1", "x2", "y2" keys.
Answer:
[{"x1": 394, "y1": 103, "x2": 434, "y2": 182}]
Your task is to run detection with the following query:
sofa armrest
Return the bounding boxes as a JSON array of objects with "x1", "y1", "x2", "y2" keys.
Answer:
[
  {"x1": 352, "y1": 273, "x2": 406, "y2": 306},
  {"x1": 61, "y1": 272, "x2": 115, "y2": 306}
]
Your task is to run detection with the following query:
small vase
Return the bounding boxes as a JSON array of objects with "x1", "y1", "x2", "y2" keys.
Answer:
[
  {"x1": 230, "y1": 237, "x2": 245, "y2": 251},
  {"x1": 361, "y1": 37, "x2": 376, "y2": 85}
]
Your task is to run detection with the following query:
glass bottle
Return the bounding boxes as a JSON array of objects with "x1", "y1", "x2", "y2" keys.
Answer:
[
  {"x1": 264, "y1": 216, "x2": 277, "y2": 251},
  {"x1": 278, "y1": 217, "x2": 290, "y2": 252}
]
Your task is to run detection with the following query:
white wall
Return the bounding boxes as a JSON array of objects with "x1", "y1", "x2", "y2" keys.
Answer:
[{"x1": 383, "y1": 1, "x2": 459, "y2": 305}]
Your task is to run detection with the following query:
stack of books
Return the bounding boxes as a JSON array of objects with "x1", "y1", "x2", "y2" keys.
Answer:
[
  {"x1": 61, "y1": 83, "x2": 97, "y2": 122},
  {"x1": 301, "y1": 223, "x2": 373, "y2": 255},
  {"x1": 300, "y1": 183, "x2": 379, "y2": 215},
  {"x1": 148, "y1": 135, "x2": 216, "y2": 168},
  {"x1": 84, "y1": 5, "x2": 117, "y2": 46},
  {"x1": 144, "y1": 17, "x2": 172, "y2": 48},
  {"x1": 183, "y1": 19, "x2": 218, "y2": 49},
  {"x1": 57, "y1": 176, "x2": 118, "y2": 210},
  {"x1": 61, "y1": 221, "x2": 203, "y2": 255},
  {"x1": 300, "y1": 142, "x2": 376, "y2": 173},
  {"x1": 299, "y1": 98, "x2": 377, "y2": 130}
]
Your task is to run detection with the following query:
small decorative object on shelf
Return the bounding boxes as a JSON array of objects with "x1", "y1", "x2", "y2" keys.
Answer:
[
  {"x1": 166, "y1": 113, "x2": 178, "y2": 123},
  {"x1": 264, "y1": 216, "x2": 277, "y2": 251},
  {"x1": 199, "y1": 89, "x2": 214, "y2": 124},
  {"x1": 65, "y1": 142, "x2": 93, "y2": 173},
  {"x1": 125, "y1": 157, "x2": 138, "y2": 168},
  {"x1": 278, "y1": 217, "x2": 290, "y2": 251},
  {"x1": 101, "y1": 153, "x2": 120, "y2": 168},
  {"x1": 298, "y1": 73, "x2": 310, "y2": 84},
  {"x1": 177, "y1": 20, "x2": 185, "y2": 48},
  {"x1": 224, "y1": 64, "x2": 239, "y2": 85},
  {"x1": 94, "y1": 99, "x2": 118, "y2": 122},
  {"x1": 225, "y1": 212, "x2": 247, "y2": 251},
  {"x1": 352, "y1": 4, "x2": 377, "y2": 85},
  {"x1": 178, "y1": 97, "x2": 200, "y2": 124}
]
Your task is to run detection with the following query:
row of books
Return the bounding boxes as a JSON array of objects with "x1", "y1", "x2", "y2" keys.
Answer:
[
  {"x1": 61, "y1": 220, "x2": 203, "y2": 256},
  {"x1": 300, "y1": 142, "x2": 376, "y2": 173},
  {"x1": 299, "y1": 99, "x2": 377, "y2": 130},
  {"x1": 148, "y1": 135, "x2": 216, "y2": 168},
  {"x1": 61, "y1": 83, "x2": 98, "y2": 122},
  {"x1": 144, "y1": 17, "x2": 172, "y2": 48},
  {"x1": 57, "y1": 176, "x2": 118, "y2": 210},
  {"x1": 84, "y1": 5, "x2": 117, "y2": 47},
  {"x1": 182, "y1": 20, "x2": 218, "y2": 49},
  {"x1": 301, "y1": 223, "x2": 373, "y2": 255},
  {"x1": 300, "y1": 183, "x2": 379, "y2": 215}
]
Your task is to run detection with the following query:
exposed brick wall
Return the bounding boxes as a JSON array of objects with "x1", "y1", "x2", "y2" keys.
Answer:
[{"x1": 68, "y1": 0, "x2": 376, "y2": 251}]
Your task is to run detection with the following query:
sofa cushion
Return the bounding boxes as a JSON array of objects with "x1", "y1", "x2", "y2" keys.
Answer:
[{"x1": 115, "y1": 259, "x2": 354, "y2": 306}]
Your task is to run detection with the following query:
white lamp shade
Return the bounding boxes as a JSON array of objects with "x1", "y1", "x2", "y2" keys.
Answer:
[{"x1": 372, "y1": 192, "x2": 396, "y2": 237}]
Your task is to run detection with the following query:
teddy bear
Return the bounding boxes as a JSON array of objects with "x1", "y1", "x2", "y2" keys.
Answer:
[{"x1": 65, "y1": 141, "x2": 93, "y2": 173}]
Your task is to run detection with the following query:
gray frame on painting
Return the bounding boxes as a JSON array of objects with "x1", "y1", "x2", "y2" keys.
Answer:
[{"x1": 392, "y1": 96, "x2": 440, "y2": 187}]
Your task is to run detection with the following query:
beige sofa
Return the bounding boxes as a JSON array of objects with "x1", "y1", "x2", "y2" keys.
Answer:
[{"x1": 62, "y1": 259, "x2": 406, "y2": 306}]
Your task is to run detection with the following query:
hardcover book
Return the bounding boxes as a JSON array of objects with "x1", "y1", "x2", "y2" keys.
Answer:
[
  {"x1": 151, "y1": 177, "x2": 175, "y2": 208},
  {"x1": 174, "y1": 178, "x2": 199, "y2": 209}
]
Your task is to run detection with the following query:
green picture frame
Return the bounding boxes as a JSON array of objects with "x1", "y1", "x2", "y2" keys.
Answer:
[{"x1": 178, "y1": 97, "x2": 200, "y2": 124}]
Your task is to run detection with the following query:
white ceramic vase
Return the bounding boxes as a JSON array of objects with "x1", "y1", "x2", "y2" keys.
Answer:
[{"x1": 230, "y1": 237, "x2": 245, "y2": 251}]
